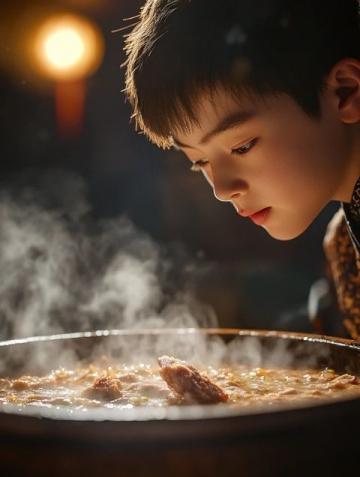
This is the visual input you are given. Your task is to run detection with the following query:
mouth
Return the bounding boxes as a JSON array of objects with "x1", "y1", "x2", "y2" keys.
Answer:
[{"x1": 238, "y1": 207, "x2": 272, "y2": 226}]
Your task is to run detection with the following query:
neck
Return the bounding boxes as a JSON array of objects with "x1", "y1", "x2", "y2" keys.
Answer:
[{"x1": 333, "y1": 127, "x2": 360, "y2": 203}]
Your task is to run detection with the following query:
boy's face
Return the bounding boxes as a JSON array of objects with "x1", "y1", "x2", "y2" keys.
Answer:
[{"x1": 172, "y1": 88, "x2": 353, "y2": 240}]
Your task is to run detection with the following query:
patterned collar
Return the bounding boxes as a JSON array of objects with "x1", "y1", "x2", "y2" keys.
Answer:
[{"x1": 342, "y1": 176, "x2": 360, "y2": 252}]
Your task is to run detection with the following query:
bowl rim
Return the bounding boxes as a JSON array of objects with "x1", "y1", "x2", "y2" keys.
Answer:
[
  {"x1": 0, "y1": 327, "x2": 360, "y2": 427},
  {"x1": 0, "y1": 327, "x2": 359, "y2": 349}
]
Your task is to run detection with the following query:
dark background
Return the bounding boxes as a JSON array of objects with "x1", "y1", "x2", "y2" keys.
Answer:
[{"x1": 0, "y1": 0, "x2": 339, "y2": 335}]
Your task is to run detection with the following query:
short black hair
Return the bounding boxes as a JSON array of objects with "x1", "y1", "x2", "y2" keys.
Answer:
[{"x1": 124, "y1": 0, "x2": 360, "y2": 148}]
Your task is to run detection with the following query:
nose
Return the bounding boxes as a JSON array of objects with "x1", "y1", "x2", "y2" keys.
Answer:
[{"x1": 208, "y1": 161, "x2": 249, "y2": 202}]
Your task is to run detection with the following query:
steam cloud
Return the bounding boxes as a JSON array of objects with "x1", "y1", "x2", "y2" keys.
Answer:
[
  {"x1": 0, "y1": 170, "x2": 217, "y2": 340},
  {"x1": 0, "y1": 171, "x2": 330, "y2": 386}
]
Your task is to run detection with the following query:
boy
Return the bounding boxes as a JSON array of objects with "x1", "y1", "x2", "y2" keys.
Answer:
[{"x1": 123, "y1": 0, "x2": 360, "y2": 339}]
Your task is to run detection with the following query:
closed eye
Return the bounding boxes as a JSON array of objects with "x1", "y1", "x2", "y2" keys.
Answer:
[
  {"x1": 189, "y1": 138, "x2": 258, "y2": 172},
  {"x1": 231, "y1": 138, "x2": 258, "y2": 155}
]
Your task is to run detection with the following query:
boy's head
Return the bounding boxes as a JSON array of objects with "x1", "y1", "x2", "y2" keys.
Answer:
[{"x1": 124, "y1": 0, "x2": 360, "y2": 240}]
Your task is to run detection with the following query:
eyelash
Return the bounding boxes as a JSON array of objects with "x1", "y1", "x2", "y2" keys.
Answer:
[{"x1": 190, "y1": 138, "x2": 258, "y2": 172}]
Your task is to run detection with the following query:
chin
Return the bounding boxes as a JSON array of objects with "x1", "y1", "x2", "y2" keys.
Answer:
[{"x1": 264, "y1": 223, "x2": 310, "y2": 241}]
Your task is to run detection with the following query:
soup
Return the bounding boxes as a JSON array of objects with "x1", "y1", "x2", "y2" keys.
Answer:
[{"x1": 1, "y1": 355, "x2": 360, "y2": 411}]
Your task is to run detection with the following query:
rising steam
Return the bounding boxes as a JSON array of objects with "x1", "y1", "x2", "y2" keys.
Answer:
[
  {"x1": 0, "y1": 170, "x2": 217, "y2": 340},
  {"x1": 0, "y1": 171, "x2": 331, "y2": 389}
]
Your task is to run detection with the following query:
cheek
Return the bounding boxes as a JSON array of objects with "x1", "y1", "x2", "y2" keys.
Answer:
[
  {"x1": 261, "y1": 132, "x2": 344, "y2": 200},
  {"x1": 255, "y1": 145, "x2": 313, "y2": 198}
]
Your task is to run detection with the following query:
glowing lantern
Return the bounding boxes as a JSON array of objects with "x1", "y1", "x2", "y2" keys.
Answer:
[
  {"x1": 44, "y1": 27, "x2": 85, "y2": 71},
  {"x1": 34, "y1": 14, "x2": 103, "y2": 80},
  {"x1": 34, "y1": 14, "x2": 104, "y2": 136}
]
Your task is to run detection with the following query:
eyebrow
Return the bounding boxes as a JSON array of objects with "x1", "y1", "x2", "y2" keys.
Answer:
[{"x1": 172, "y1": 109, "x2": 256, "y2": 149}]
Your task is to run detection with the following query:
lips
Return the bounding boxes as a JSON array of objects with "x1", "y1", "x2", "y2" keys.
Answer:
[{"x1": 238, "y1": 207, "x2": 272, "y2": 226}]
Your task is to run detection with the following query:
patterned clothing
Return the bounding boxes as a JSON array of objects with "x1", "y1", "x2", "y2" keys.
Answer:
[{"x1": 323, "y1": 177, "x2": 360, "y2": 340}]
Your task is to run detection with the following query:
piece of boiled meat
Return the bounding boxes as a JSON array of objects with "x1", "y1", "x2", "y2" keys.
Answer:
[{"x1": 157, "y1": 355, "x2": 228, "y2": 404}]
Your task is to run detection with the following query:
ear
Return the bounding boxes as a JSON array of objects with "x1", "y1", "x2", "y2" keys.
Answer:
[{"x1": 326, "y1": 59, "x2": 360, "y2": 124}]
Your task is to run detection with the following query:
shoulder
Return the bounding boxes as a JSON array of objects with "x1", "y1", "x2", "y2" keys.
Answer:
[
  {"x1": 343, "y1": 202, "x2": 360, "y2": 254},
  {"x1": 323, "y1": 208, "x2": 347, "y2": 257},
  {"x1": 322, "y1": 206, "x2": 360, "y2": 266}
]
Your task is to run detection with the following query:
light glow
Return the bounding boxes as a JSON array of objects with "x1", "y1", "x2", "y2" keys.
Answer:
[
  {"x1": 44, "y1": 27, "x2": 85, "y2": 70},
  {"x1": 34, "y1": 14, "x2": 103, "y2": 80}
]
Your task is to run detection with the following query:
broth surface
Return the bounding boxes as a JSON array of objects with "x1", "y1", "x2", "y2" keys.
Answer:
[{"x1": 1, "y1": 360, "x2": 360, "y2": 411}]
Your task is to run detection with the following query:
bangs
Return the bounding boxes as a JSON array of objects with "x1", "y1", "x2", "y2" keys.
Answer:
[
  {"x1": 123, "y1": 0, "x2": 272, "y2": 149},
  {"x1": 130, "y1": 78, "x2": 210, "y2": 150},
  {"x1": 126, "y1": 62, "x2": 279, "y2": 150},
  {"x1": 125, "y1": 38, "x2": 267, "y2": 150},
  {"x1": 129, "y1": 81, "x2": 255, "y2": 150}
]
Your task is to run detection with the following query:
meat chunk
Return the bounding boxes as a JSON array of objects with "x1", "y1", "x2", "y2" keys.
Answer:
[
  {"x1": 82, "y1": 376, "x2": 122, "y2": 401},
  {"x1": 157, "y1": 356, "x2": 228, "y2": 404}
]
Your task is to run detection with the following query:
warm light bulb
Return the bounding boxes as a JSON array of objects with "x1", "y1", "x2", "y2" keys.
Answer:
[
  {"x1": 34, "y1": 14, "x2": 104, "y2": 80},
  {"x1": 44, "y1": 27, "x2": 85, "y2": 70}
]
